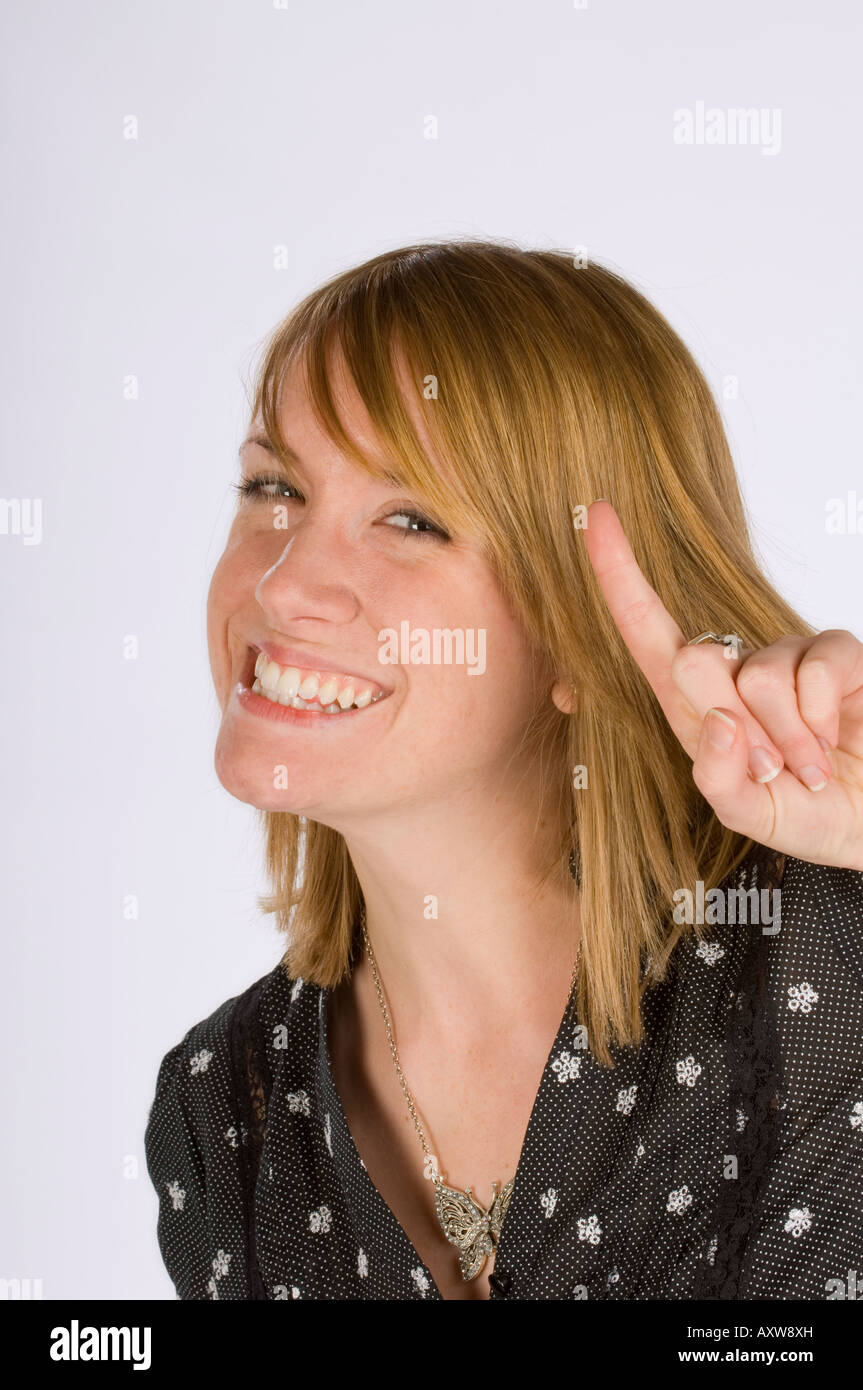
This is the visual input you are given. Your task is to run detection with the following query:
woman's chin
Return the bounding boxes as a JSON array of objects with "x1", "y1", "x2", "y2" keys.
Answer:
[
  {"x1": 213, "y1": 732, "x2": 295, "y2": 812},
  {"x1": 213, "y1": 732, "x2": 349, "y2": 817},
  {"x1": 213, "y1": 767, "x2": 296, "y2": 812}
]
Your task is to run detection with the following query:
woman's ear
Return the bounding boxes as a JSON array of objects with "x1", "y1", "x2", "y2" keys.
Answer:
[{"x1": 551, "y1": 679, "x2": 577, "y2": 714}]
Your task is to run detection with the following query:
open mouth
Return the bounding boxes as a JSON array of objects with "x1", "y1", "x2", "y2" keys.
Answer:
[{"x1": 242, "y1": 648, "x2": 391, "y2": 716}]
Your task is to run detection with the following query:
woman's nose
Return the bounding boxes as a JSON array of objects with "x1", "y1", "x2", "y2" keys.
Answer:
[{"x1": 253, "y1": 513, "x2": 360, "y2": 623}]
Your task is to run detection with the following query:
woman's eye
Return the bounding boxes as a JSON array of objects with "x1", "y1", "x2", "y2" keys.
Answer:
[
  {"x1": 382, "y1": 510, "x2": 451, "y2": 542},
  {"x1": 233, "y1": 475, "x2": 301, "y2": 503},
  {"x1": 232, "y1": 475, "x2": 450, "y2": 543}
]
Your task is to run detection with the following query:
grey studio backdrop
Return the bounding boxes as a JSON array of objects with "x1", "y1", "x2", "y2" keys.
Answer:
[{"x1": 1, "y1": 0, "x2": 861, "y2": 1299}]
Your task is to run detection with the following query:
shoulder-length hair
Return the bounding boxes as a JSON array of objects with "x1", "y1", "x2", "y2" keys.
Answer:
[{"x1": 247, "y1": 238, "x2": 812, "y2": 1066}]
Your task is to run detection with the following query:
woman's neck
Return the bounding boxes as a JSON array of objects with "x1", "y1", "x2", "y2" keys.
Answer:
[{"x1": 338, "y1": 804, "x2": 580, "y2": 1048}]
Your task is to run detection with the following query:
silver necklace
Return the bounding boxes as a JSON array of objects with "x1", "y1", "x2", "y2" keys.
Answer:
[{"x1": 359, "y1": 902, "x2": 581, "y2": 1282}]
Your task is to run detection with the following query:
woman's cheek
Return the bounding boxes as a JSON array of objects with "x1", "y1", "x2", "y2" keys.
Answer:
[{"x1": 205, "y1": 549, "x2": 249, "y2": 704}]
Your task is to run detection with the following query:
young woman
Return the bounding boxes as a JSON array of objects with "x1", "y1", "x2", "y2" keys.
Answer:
[{"x1": 145, "y1": 240, "x2": 863, "y2": 1301}]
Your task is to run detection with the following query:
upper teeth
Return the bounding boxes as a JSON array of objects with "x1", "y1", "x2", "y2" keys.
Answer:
[{"x1": 252, "y1": 653, "x2": 386, "y2": 712}]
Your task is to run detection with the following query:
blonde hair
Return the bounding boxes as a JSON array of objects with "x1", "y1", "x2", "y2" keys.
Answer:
[{"x1": 246, "y1": 238, "x2": 813, "y2": 1066}]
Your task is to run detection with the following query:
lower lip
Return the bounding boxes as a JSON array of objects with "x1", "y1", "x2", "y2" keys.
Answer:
[{"x1": 235, "y1": 683, "x2": 388, "y2": 726}]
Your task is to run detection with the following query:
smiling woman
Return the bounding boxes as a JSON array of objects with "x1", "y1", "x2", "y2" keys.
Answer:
[{"x1": 145, "y1": 239, "x2": 863, "y2": 1302}]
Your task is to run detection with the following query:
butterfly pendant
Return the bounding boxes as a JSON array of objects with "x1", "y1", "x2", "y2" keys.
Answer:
[{"x1": 433, "y1": 1176, "x2": 515, "y2": 1281}]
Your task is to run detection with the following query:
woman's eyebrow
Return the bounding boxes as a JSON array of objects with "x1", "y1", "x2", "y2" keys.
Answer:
[
  {"x1": 238, "y1": 431, "x2": 285, "y2": 459},
  {"x1": 238, "y1": 431, "x2": 407, "y2": 490}
]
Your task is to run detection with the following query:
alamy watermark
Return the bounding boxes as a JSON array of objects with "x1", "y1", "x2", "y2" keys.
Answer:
[
  {"x1": 672, "y1": 880, "x2": 781, "y2": 933},
  {"x1": 49, "y1": 1321, "x2": 151, "y2": 1369},
  {"x1": 673, "y1": 102, "x2": 782, "y2": 157},
  {"x1": 0, "y1": 1276, "x2": 43, "y2": 1299},
  {"x1": 378, "y1": 622, "x2": 486, "y2": 675},
  {"x1": 825, "y1": 1269, "x2": 863, "y2": 1299},
  {"x1": 0, "y1": 497, "x2": 42, "y2": 545},
  {"x1": 825, "y1": 492, "x2": 863, "y2": 534}
]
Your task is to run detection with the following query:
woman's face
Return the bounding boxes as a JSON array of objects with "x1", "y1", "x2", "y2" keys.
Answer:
[{"x1": 207, "y1": 350, "x2": 554, "y2": 828}]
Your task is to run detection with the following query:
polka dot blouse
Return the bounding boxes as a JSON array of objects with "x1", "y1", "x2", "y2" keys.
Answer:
[{"x1": 144, "y1": 845, "x2": 863, "y2": 1300}]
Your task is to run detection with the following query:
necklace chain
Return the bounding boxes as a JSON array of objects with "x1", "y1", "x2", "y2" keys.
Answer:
[{"x1": 358, "y1": 902, "x2": 582, "y2": 1186}]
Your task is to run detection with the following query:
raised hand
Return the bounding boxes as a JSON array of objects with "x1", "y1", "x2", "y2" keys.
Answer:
[{"x1": 581, "y1": 500, "x2": 863, "y2": 871}]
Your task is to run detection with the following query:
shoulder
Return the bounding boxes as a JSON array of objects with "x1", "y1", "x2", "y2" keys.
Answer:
[
  {"x1": 148, "y1": 961, "x2": 302, "y2": 1100},
  {"x1": 664, "y1": 846, "x2": 863, "y2": 1109},
  {"x1": 743, "y1": 856, "x2": 863, "y2": 1296},
  {"x1": 144, "y1": 960, "x2": 301, "y2": 1300},
  {"x1": 673, "y1": 847, "x2": 863, "y2": 997},
  {"x1": 667, "y1": 850, "x2": 863, "y2": 1298},
  {"x1": 757, "y1": 853, "x2": 863, "y2": 1081},
  {"x1": 775, "y1": 854, "x2": 863, "y2": 985},
  {"x1": 145, "y1": 961, "x2": 303, "y2": 1146}
]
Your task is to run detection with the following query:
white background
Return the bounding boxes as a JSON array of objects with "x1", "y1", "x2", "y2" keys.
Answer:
[{"x1": 1, "y1": 0, "x2": 860, "y2": 1298}]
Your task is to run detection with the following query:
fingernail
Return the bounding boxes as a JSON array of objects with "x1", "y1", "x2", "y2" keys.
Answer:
[
  {"x1": 817, "y1": 736, "x2": 833, "y2": 754},
  {"x1": 798, "y1": 764, "x2": 828, "y2": 791},
  {"x1": 707, "y1": 708, "x2": 736, "y2": 750},
  {"x1": 749, "y1": 746, "x2": 782, "y2": 783}
]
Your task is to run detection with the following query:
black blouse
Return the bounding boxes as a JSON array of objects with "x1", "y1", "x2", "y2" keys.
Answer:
[{"x1": 144, "y1": 845, "x2": 863, "y2": 1300}]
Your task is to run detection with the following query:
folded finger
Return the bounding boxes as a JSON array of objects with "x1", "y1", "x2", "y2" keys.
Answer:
[
  {"x1": 670, "y1": 642, "x2": 786, "y2": 782},
  {"x1": 734, "y1": 639, "x2": 833, "y2": 791}
]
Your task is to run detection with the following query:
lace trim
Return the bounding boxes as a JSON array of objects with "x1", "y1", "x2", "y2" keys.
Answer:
[
  {"x1": 691, "y1": 843, "x2": 787, "y2": 1298},
  {"x1": 227, "y1": 974, "x2": 273, "y2": 1301}
]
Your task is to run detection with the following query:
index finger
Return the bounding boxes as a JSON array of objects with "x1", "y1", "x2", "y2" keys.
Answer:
[{"x1": 582, "y1": 499, "x2": 686, "y2": 708}]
